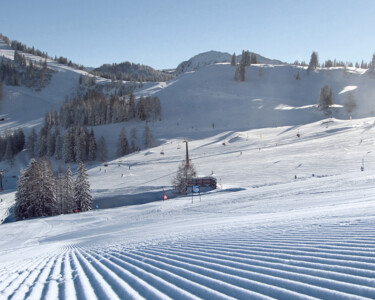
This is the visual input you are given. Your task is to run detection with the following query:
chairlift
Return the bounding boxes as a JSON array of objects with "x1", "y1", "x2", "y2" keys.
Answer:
[
  {"x1": 160, "y1": 148, "x2": 164, "y2": 155},
  {"x1": 177, "y1": 144, "x2": 181, "y2": 149}
]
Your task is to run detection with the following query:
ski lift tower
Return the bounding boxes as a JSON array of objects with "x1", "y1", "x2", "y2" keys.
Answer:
[{"x1": 183, "y1": 139, "x2": 190, "y2": 166}]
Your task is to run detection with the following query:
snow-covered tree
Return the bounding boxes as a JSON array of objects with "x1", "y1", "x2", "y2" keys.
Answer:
[
  {"x1": 38, "y1": 127, "x2": 48, "y2": 157},
  {"x1": 172, "y1": 160, "x2": 197, "y2": 194},
  {"x1": 318, "y1": 85, "x2": 333, "y2": 110},
  {"x1": 97, "y1": 136, "x2": 107, "y2": 161},
  {"x1": 54, "y1": 133, "x2": 62, "y2": 160},
  {"x1": 55, "y1": 165, "x2": 64, "y2": 214},
  {"x1": 117, "y1": 127, "x2": 129, "y2": 157},
  {"x1": 143, "y1": 123, "x2": 154, "y2": 148},
  {"x1": 0, "y1": 81, "x2": 3, "y2": 100},
  {"x1": 63, "y1": 165, "x2": 75, "y2": 213},
  {"x1": 130, "y1": 127, "x2": 137, "y2": 153},
  {"x1": 74, "y1": 126, "x2": 87, "y2": 162},
  {"x1": 88, "y1": 128, "x2": 96, "y2": 161},
  {"x1": 136, "y1": 96, "x2": 147, "y2": 120},
  {"x1": 15, "y1": 159, "x2": 43, "y2": 219},
  {"x1": 46, "y1": 128, "x2": 56, "y2": 157},
  {"x1": 63, "y1": 128, "x2": 75, "y2": 163},
  {"x1": 39, "y1": 158, "x2": 58, "y2": 216},
  {"x1": 128, "y1": 93, "x2": 136, "y2": 119},
  {"x1": 74, "y1": 161, "x2": 92, "y2": 212}
]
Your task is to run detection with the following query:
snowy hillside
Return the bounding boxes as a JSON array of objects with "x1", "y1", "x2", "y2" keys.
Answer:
[
  {"x1": 1, "y1": 118, "x2": 375, "y2": 298},
  {"x1": 138, "y1": 63, "x2": 375, "y2": 137},
  {"x1": 175, "y1": 50, "x2": 283, "y2": 75},
  {"x1": 0, "y1": 39, "x2": 90, "y2": 131},
  {"x1": 1, "y1": 37, "x2": 375, "y2": 298}
]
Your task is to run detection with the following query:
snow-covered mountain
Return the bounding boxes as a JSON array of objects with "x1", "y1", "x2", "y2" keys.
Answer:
[
  {"x1": 175, "y1": 50, "x2": 283, "y2": 75},
  {"x1": 1, "y1": 37, "x2": 375, "y2": 298},
  {"x1": 93, "y1": 61, "x2": 174, "y2": 82}
]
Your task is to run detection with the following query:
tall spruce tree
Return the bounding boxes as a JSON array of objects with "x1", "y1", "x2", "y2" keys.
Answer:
[
  {"x1": 318, "y1": 85, "x2": 333, "y2": 110},
  {"x1": 14, "y1": 159, "x2": 42, "y2": 219},
  {"x1": 39, "y1": 158, "x2": 58, "y2": 216},
  {"x1": 172, "y1": 160, "x2": 197, "y2": 194},
  {"x1": 74, "y1": 161, "x2": 92, "y2": 212},
  {"x1": 26, "y1": 128, "x2": 38, "y2": 158},
  {"x1": 143, "y1": 123, "x2": 154, "y2": 148},
  {"x1": 231, "y1": 53, "x2": 236, "y2": 66},
  {"x1": 88, "y1": 128, "x2": 96, "y2": 161},
  {"x1": 63, "y1": 165, "x2": 76, "y2": 213},
  {"x1": 308, "y1": 51, "x2": 319, "y2": 70},
  {"x1": 55, "y1": 165, "x2": 64, "y2": 214},
  {"x1": 130, "y1": 127, "x2": 137, "y2": 152},
  {"x1": 117, "y1": 127, "x2": 129, "y2": 157},
  {"x1": 97, "y1": 136, "x2": 107, "y2": 161}
]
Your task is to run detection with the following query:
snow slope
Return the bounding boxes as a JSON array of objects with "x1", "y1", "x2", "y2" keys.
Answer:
[
  {"x1": 138, "y1": 63, "x2": 375, "y2": 138},
  {"x1": 175, "y1": 50, "x2": 283, "y2": 75},
  {"x1": 1, "y1": 117, "x2": 375, "y2": 298},
  {"x1": 0, "y1": 39, "x2": 89, "y2": 132},
  {"x1": 1, "y1": 39, "x2": 375, "y2": 298}
]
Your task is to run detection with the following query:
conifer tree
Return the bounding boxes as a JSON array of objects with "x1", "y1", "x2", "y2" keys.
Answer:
[
  {"x1": 55, "y1": 165, "x2": 64, "y2": 214},
  {"x1": 54, "y1": 132, "x2": 62, "y2": 160},
  {"x1": 39, "y1": 158, "x2": 58, "y2": 216},
  {"x1": 172, "y1": 160, "x2": 197, "y2": 194},
  {"x1": 231, "y1": 53, "x2": 236, "y2": 66},
  {"x1": 308, "y1": 51, "x2": 319, "y2": 70},
  {"x1": 15, "y1": 159, "x2": 43, "y2": 219},
  {"x1": 63, "y1": 165, "x2": 75, "y2": 213},
  {"x1": 143, "y1": 123, "x2": 154, "y2": 148},
  {"x1": 88, "y1": 128, "x2": 96, "y2": 161},
  {"x1": 318, "y1": 85, "x2": 333, "y2": 110},
  {"x1": 117, "y1": 127, "x2": 129, "y2": 157},
  {"x1": 97, "y1": 136, "x2": 107, "y2": 161},
  {"x1": 63, "y1": 128, "x2": 75, "y2": 163},
  {"x1": 26, "y1": 129, "x2": 38, "y2": 158},
  {"x1": 250, "y1": 52, "x2": 257, "y2": 64},
  {"x1": 130, "y1": 127, "x2": 137, "y2": 152},
  {"x1": 74, "y1": 161, "x2": 92, "y2": 212},
  {"x1": 128, "y1": 93, "x2": 136, "y2": 119}
]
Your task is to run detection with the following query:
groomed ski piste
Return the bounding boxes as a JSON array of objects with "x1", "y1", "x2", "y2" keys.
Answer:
[
  {"x1": 0, "y1": 41, "x2": 375, "y2": 298},
  {"x1": 1, "y1": 118, "x2": 375, "y2": 299}
]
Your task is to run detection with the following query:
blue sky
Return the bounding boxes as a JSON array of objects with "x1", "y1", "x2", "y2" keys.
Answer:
[{"x1": 1, "y1": 0, "x2": 375, "y2": 69}]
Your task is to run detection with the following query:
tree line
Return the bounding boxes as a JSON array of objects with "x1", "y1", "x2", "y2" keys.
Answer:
[
  {"x1": 0, "y1": 128, "x2": 25, "y2": 165},
  {"x1": 0, "y1": 33, "x2": 86, "y2": 71},
  {"x1": 59, "y1": 91, "x2": 161, "y2": 128},
  {"x1": 14, "y1": 159, "x2": 92, "y2": 220},
  {"x1": 92, "y1": 61, "x2": 174, "y2": 82},
  {"x1": 0, "y1": 52, "x2": 52, "y2": 89},
  {"x1": 25, "y1": 121, "x2": 154, "y2": 163},
  {"x1": 234, "y1": 50, "x2": 258, "y2": 82}
]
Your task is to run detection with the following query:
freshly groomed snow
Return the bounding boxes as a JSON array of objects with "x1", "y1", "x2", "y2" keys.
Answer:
[{"x1": 1, "y1": 118, "x2": 375, "y2": 299}]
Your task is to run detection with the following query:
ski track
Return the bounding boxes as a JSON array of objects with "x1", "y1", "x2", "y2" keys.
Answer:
[{"x1": 0, "y1": 221, "x2": 374, "y2": 299}]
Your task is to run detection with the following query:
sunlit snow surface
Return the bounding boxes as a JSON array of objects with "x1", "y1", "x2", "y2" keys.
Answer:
[
  {"x1": 1, "y1": 119, "x2": 375, "y2": 299},
  {"x1": 1, "y1": 40, "x2": 375, "y2": 298}
]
